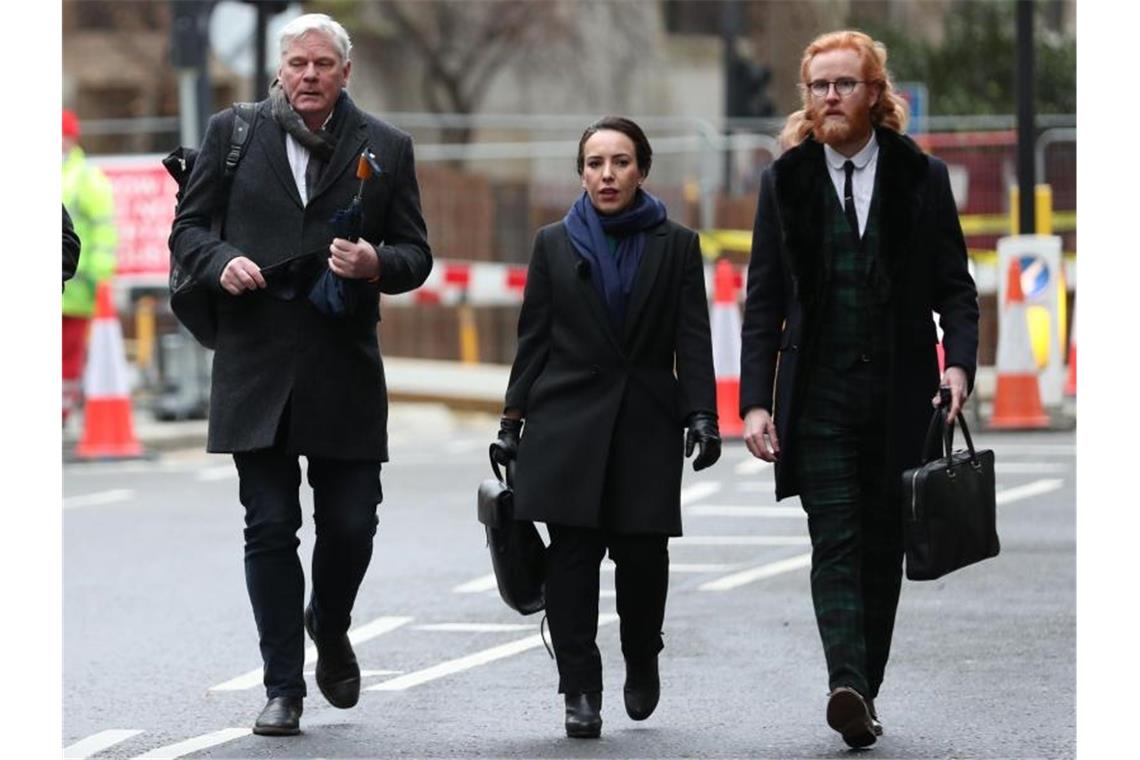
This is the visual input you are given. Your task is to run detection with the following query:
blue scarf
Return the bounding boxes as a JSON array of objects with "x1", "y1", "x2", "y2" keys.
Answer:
[{"x1": 564, "y1": 189, "x2": 667, "y2": 332}]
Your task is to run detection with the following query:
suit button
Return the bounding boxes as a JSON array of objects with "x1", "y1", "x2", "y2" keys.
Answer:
[
  {"x1": 591, "y1": 364, "x2": 600, "y2": 376},
  {"x1": 860, "y1": 353, "x2": 872, "y2": 363}
]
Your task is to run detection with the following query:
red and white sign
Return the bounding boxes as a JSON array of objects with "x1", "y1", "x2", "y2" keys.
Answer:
[{"x1": 91, "y1": 153, "x2": 178, "y2": 281}]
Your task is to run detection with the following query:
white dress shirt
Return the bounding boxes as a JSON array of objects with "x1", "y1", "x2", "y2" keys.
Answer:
[
  {"x1": 823, "y1": 132, "x2": 879, "y2": 237},
  {"x1": 283, "y1": 109, "x2": 336, "y2": 207}
]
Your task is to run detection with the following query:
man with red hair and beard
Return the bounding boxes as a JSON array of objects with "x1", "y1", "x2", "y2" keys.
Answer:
[{"x1": 739, "y1": 31, "x2": 978, "y2": 748}]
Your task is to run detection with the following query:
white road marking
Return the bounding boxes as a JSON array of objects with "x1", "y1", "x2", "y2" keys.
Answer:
[
  {"x1": 700, "y1": 552, "x2": 814, "y2": 591},
  {"x1": 64, "y1": 729, "x2": 143, "y2": 759},
  {"x1": 994, "y1": 462, "x2": 1068, "y2": 474},
  {"x1": 734, "y1": 481, "x2": 776, "y2": 492},
  {"x1": 413, "y1": 623, "x2": 535, "y2": 633},
  {"x1": 673, "y1": 535, "x2": 810, "y2": 547},
  {"x1": 598, "y1": 561, "x2": 738, "y2": 573},
  {"x1": 680, "y1": 481, "x2": 722, "y2": 505},
  {"x1": 452, "y1": 573, "x2": 498, "y2": 593},
  {"x1": 686, "y1": 504, "x2": 803, "y2": 518},
  {"x1": 735, "y1": 458, "x2": 772, "y2": 475},
  {"x1": 196, "y1": 465, "x2": 237, "y2": 481},
  {"x1": 996, "y1": 478, "x2": 1065, "y2": 505},
  {"x1": 128, "y1": 728, "x2": 250, "y2": 759},
  {"x1": 209, "y1": 615, "x2": 413, "y2": 691},
  {"x1": 63, "y1": 489, "x2": 134, "y2": 510},
  {"x1": 368, "y1": 614, "x2": 619, "y2": 692},
  {"x1": 305, "y1": 668, "x2": 401, "y2": 677}
]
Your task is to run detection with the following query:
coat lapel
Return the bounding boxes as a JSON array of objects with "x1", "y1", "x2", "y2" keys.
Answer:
[
  {"x1": 773, "y1": 138, "x2": 829, "y2": 306},
  {"x1": 254, "y1": 101, "x2": 305, "y2": 210},
  {"x1": 555, "y1": 226, "x2": 625, "y2": 355},
  {"x1": 622, "y1": 222, "x2": 669, "y2": 344},
  {"x1": 874, "y1": 127, "x2": 931, "y2": 287},
  {"x1": 309, "y1": 97, "x2": 368, "y2": 205}
]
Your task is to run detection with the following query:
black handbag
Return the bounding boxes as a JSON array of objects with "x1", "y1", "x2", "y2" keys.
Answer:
[
  {"x1": 901, "y1": 388, "x2": 999, "y2": 581},
  {"x1": 476, "y1": 455, "x2": 546, "y2": 615}
]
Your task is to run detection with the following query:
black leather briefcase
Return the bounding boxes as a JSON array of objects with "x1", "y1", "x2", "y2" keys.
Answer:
[
  {"x1": 476, "y1": 456, "x2": 546, "y2": 615},
  {"x1": 901, "y1": 390, "x2": 999, "y2": 581}
]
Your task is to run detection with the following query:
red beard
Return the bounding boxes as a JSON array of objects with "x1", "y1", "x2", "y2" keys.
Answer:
[{"x1": 810, "y1": 104, "x2": 872, "y2": 147}]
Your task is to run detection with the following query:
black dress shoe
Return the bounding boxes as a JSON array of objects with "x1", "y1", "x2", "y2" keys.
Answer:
[
  {"x1": 867, "y1": 697, "x2": 884, "y2": 736},
  {"x1": 623, "y1": 654, "x2": 660, "y2": 721},
  {"x1": 253, "y1": 696, "x2": 302, "y2": 736},
  {"x1": 304, "y1": 605, "x2": 361, "y2": 709},
  {"x1": 564, "y1": 692, "x2": 602, "y2": 738},
  {"x1": 826, "y1": 686, "x2": 876, "y2": 748}
]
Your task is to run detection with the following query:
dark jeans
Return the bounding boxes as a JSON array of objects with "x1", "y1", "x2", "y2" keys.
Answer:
[
  {"x1": 794, "y1": 359, "x2": 902, "y2": 700},
  {"x1": 233, "y1": 442, "x2": 382, "y2": 699},
  {"x1": 544, "y1": 523, "x2": 669, "y2": 695}
]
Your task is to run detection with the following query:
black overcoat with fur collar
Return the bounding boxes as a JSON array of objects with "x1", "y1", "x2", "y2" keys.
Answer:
[{"x1": 739, "y1": 127, "x2": 979, "y2": 500}]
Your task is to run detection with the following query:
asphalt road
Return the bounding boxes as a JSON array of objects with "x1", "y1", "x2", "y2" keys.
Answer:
[{"x1": 62, "y1": 405, "x2": 1075, "y2": 759}]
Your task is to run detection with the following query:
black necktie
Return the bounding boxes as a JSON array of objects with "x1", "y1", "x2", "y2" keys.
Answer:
[{"x1": 843, "y1": 160, "x2": 860, "y2": 242}]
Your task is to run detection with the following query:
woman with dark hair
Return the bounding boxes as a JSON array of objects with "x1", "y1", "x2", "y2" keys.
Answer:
[{"x1": 490, "y1": 116, "x2": 721, "y2": 738}]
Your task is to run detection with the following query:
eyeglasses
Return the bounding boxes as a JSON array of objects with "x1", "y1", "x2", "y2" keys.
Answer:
[{"x1": 805, "y1": 78, "x2": 868, "y2": 98}]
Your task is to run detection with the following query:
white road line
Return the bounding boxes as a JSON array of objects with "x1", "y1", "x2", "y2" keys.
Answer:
[
  {"x1": 196, "y1": 465, "x2": 237, "y2": 481},
  {"x1": 368, "y1": 614, "x2": 619, "y2": 692},
  {"x1": 413, "y1": 623, "x2": 535, "y2": 633},
  {"x1": 686, "y1": 504, "x2": 803, "y2": 518},
  {"x1": 129, "y1": 728, "x2": 250, "y2": 759},
  {"x1": 700, "y1": 552, "x2": 813, "y2": 591},
  {"x1": 996, "y1": 478, "x2": 1065, "y2": 505},
  {"x1": 735, "y1": 481, "x2": 776, "y2": 492},
  {"x1": 64, "y1": 729, "x2": 143, "y2": 759},
  {"x1": 680, "y1": 481, "x2": 722, "y2": 505},
  {"x1": 453, "y1": 573, "x2": 498, "y2": 593},
  {"x1": 673, "y1": 535, "x2": 810, "y2": 547},
  {"x1": 209, "y1": 615, "x2": 413, "y2": 691},
  {"x1": 63, "y1": 489, "x2": 135, "y2": 510},
  {"x1": 598, "y1": 561, "x2": 738, "y2": 573},
  {"x1": 305, "y1": 668, "x2": 401, "y2": 677},
  {"x1": 734, "y1": 458, "x2": 772, "y2": 475},
  {"x1": 995, "y1": 462, "x2": 1068, "y2": 474}
]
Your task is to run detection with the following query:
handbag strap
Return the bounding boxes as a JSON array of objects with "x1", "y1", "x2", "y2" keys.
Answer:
[
  {"x1": 937, "y1": 388, "x2": 978, "y2": 465},
  {"x1": 488, "y1": 451, "x2": 515, "y2": 488}
]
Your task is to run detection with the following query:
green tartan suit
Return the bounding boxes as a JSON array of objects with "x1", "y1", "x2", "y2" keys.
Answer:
[{"x1": 740, "y1": 128, "x2": 980, "y2": 703}]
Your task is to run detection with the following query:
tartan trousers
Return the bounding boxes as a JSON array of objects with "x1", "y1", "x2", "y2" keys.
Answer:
[{"x1": 793, "y1": 358, "x2": 903, "y2": 699}]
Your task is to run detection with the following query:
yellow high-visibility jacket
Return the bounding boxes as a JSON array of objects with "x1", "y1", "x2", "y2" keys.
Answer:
[{"x1": 62, "y1": 146, "x2": 117, "y2": 317}]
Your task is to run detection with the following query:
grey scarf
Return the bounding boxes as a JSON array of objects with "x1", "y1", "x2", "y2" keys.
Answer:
[{"x1": 269, "y1": 81, "x2": 342, "y2": 198}]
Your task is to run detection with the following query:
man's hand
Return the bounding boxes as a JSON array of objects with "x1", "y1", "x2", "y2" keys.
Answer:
[
  {"x1": 743, "y1": 407, "x2": 780, "y2": 462},
  {"x1": 329, "y1": 238, "x2": 381, "y2": 280},
  {"x1": 489, "y1": 416, "x2": 522, "y2": 466},
  {"x1": 933, "y1": 365, "x2": 969, "y2": 424},
  {"x1": 684, "y1": 412, "x2": 722, "y2": 472},
  {"x1": 220, "y1": 256, "x2": 266, "y2": 295}
]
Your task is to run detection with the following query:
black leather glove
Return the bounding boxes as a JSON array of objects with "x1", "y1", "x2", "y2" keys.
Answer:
[
  {"x1": 684, "y1": 412, "x2": 722, "y2": 472},
  {"x1": 489, "y1": 416, "x2": 523, "y2": 466}
]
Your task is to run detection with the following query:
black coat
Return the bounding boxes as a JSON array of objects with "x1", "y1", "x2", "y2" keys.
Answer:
[
  {"x1": 62, "y1": 204, "x2": 80, "y2": 285},
  {"x1": 505, "y1": 219, "x2": 717, "y2": 536},
  {"x1": 739, "y1": 128, "x2": 979, "y2": 500},
  {"x1": 169, "y1": 96, "x2": 432, "y2": 460}
]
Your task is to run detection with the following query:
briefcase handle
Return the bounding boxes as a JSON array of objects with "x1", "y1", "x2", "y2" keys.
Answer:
[
  {"x1": 489, "y1": 452, "x2": 516, "y2": 488},
  {"x1": 921, "y1": 386, "x2": 979, "y2": 467}
]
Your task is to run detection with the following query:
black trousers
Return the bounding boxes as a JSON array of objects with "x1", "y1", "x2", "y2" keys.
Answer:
[
  {"x1": 544, "y1": 523, "x2": 669, "y2": 694},
  {"x1": 233, "y1": 440, "x2": 382, "y2": 699}
]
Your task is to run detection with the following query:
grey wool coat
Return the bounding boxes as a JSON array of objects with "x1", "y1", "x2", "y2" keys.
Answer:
[
  {"x1": 169, "y1": 94, "x2": 432, "y2": 460},
  {"x1": 505, "y1": 219, "x2": 717, "y2": 536},
  {"x1": 739, "y1": 127, "x2": 979, "y2": 501}
]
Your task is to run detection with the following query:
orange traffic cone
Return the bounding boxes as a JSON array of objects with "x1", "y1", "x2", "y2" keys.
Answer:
[
  {"x1": 76, "y1": 283, "x2": 143, "y2": 459},
  {"x1": 990, "y1": 258, "x2": 1049, "y2": 429},
  {"x1": 710, "y1": 259, "x2": 743, "y2": 436},
  {"x1": 1064, "y1": 304, "x2": 1076, "y2": 396}
]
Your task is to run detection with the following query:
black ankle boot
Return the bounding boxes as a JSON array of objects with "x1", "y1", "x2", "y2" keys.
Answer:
[
  {"x1": 564, "y1": 691, "x2": 602, "y2": 738},
  {"x1": 623, "y1": 654, "x2": 660, "y2": 720}
]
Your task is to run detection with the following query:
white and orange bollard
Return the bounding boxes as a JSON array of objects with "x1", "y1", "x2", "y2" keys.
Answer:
[
  {"x1": 710, "y1": 259, "x2": 743, "y2": 437},
  {"x1": 76, "y1": 283, "x2": 143, "y2": 459}
]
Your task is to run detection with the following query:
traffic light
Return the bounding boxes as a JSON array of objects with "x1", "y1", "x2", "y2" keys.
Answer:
[
  {"x1": 170, "y1": 0, "x2": 215, "y2": 69},
  {"x1": 726, "y1": 55, "x2": 775, "y2": 119}
]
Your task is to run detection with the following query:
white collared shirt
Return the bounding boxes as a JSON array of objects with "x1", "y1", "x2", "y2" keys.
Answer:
[
  {"x1": 283, "y1": 108, "x2": 336, "y2": 207},
  {"x1": 823, "y1": 132, "x2": 879, "y2": 237}
]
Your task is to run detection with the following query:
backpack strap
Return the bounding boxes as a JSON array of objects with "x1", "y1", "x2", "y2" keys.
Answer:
[{"x1": 213, "y1": 102, "x2": 259, "y2": 236}]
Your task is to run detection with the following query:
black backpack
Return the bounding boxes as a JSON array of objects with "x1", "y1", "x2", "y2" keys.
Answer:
[{"x1": 162, "y1": 102, "x2": 258, "y2": 349}]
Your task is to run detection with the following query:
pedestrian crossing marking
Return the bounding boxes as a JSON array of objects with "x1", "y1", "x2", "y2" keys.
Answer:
[
  {"x1": 686, "y1": 504, "x2": 803, "y2": 518},
  {"x1": 680, "y1": 481, "x2": 722, "y2": 505},
  {"x1": 734, "y1": 457, "x2": 772, "y2": 475},
  {"x1": 673, "y1": 535, "x2": 810, "y2": 546},
  {"x1": 64, "y1": 729, "x2": 143, "y2": 759},
  {"x1": 128, "y1": 727, "x2": 250, "y2": 759},
  {"x1": 414, "y1": 623, "x2": 535, "y2": 632},
  {"x1": 700, "y1": 552, "x2": 814, "y2": 591},
  {"x1": 367, "y1": 614, "x2": 619, "y2": 692},
  {"x1": 452, "y1": 573, "x2": 497, "y2": 593},
  {"x1": 209, "y1": 615, "x2": 412, "y2": 691}
]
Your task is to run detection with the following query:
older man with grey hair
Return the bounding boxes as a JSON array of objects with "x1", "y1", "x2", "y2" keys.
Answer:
[{"x1": 170, "y1": 12, "x2": 432, "y2": 735}]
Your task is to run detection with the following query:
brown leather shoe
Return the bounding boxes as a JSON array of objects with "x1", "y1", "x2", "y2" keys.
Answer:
[
  {"x1": 867, "y1": 697, "x2": 884, "y2": 736},
  {"x1": 826, "y1": 687, "x2": 876, "y2": 748}
]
